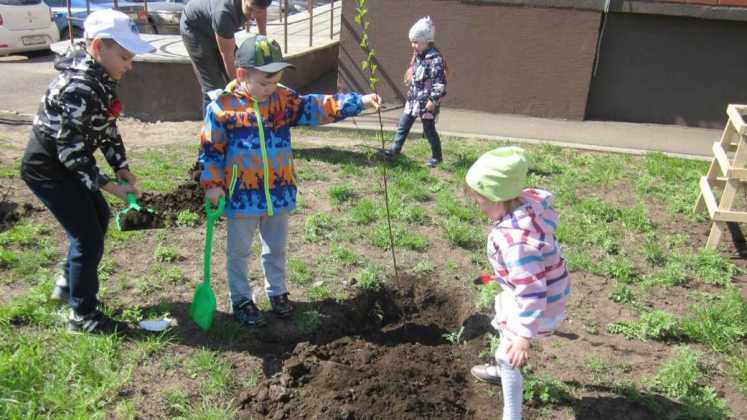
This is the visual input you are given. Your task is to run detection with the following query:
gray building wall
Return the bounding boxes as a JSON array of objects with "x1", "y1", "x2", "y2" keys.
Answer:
[{"x1": 338, "y1": 0, "x2": 747, "y2": 128}]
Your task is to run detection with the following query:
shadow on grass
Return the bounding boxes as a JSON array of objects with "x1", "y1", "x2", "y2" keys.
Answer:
[
  {"x1": 563, "y1": 383, "x2": 692, "y2": 420},
  {"x1": 294, "y1": 145, "x2": 423, "y2": 171}
]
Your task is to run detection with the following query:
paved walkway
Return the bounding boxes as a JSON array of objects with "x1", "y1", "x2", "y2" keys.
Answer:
[{"x1": 332, "y1": 107, "x2": 721, "y2": 160}]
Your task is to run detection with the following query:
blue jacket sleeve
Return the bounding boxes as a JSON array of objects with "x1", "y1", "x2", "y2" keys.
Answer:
[
  {"x1": 198, "y1": 103, "x2": 228, "y2": 189},
  {"x1": 288, "y1": 91, "x2": 363, "y2": 127}
]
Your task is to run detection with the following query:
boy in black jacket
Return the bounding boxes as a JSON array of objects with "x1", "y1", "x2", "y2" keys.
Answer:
[{"x1": 20, "y1": 10, "x2": 154, "y2": 334}]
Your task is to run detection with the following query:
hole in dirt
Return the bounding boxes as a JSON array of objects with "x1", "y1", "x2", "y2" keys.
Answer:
[{"x1": 239, "y1": 274, "x2": 483, "y2": 420}]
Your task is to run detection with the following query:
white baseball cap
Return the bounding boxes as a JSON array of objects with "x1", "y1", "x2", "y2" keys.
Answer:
[{"x1": 84, "y1": 10, "x2": 155, "y2": 55}]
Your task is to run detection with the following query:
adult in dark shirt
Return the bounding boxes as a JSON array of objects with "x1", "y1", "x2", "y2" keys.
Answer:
[{"x1": 180, "y1": 0, "x2": 271, "y2": 114}]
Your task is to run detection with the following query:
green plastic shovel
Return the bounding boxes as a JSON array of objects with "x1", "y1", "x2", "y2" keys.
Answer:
[{"x1": 191, "y1": 196, "x2": 225, "y2": 331}]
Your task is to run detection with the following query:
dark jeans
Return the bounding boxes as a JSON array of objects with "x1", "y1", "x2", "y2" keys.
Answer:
[
  {"x1": 391, "y1": 113, "x2": 443, "y2": 160},
  {"x1": 181, "y1": 19, "x2": 230, "y2": 116},
  {"x1": 25, "y1": 177, "x2": 110, "y2": 315}
]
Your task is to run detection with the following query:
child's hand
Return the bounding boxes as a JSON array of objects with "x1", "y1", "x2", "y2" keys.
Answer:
[
  {"x1": 506, "y1": 336, "x2": 530, "y2": 368},
  {"x1": 115, "y1": 169, "x2": 140, "y2": 196},
  {"x1": 362, "y1": 94, "x2": 382, "y2": 110},
  {"x1": 103, "y1": 182, "x2": 139, "y2": 201},
  {"x1": 116, "y1": 168, "x2": 137, "y2": 186},
  {"x1": 205, "y1": 187, "x2": 225, "y2": 206},
  {"x1": 425, "y1": 100, "x2": 435, "y2": 112}
]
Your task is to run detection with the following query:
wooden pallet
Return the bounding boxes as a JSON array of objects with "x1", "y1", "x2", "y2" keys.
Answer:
[{"x1": 694, "y1": 104, "x2": 747, "y2": 249}]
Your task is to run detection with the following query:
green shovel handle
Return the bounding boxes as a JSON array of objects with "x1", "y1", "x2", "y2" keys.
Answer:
[{"x1": 202, "y1": 196, "x2": 225, "y2": 287}]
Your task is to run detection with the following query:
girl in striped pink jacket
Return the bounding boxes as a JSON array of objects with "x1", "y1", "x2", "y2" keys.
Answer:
[{"x1": 465, "y1": 146, "x2": 570, "y2": 420}]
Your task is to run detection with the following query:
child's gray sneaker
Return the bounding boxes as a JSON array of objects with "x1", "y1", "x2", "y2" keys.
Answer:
[
  {"x1": 233, "y1": 299, "x2": 266, "y2": 327},
  {"x1": 269, "y1": 293, "x2": 293, "y2": 318},
  {"x1": 471, "y1": 363, "x2": 502, "y2": 385}
]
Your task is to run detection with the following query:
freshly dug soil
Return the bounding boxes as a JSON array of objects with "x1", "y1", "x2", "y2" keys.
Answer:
[
  {"x1": 137, "y1": 181, "x2": 206, "y2": 226},
  {"x1": 240, "y1": 275, "x2": 483, "y2": 420},
  {"x1": 0, "y1": 200, "x2": 35, "y2": 230},
  {"x1": 116, "y1": 207, "x2": 165, "y2": 231}
]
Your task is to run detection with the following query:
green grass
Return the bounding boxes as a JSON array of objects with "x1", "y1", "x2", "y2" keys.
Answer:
[
  {"x1": 185, "y1": 350, "x2": 234, "y2": 396},
  {"x1": 127, "y1": 146, "x2": 196, "y2": 192},
  {"x1": 356, "y1": 264, "x2": 382, "y2": 290},
  {"x1": 304, "y1": 212, "x2": 336, "y2": 242},
  {"x1": 607, "y1": 310, "x2": 681, "y2": 341},
  {"x1": 368, "y1": 223, "x2": 428, "y2": 251},
  {"x1": 176, "y1": 210, "x2": 200, "y2": 227},
  {"x1": 522, "y1": 367, "x2": 572, "y2": 405},
  {"x1": 730, "y1": 353, "x2": 747, "y2": 397},
  {"x1": 2, "y1": 128, "x2": 745, "y2": 417},
  {"x1": 608, "y1": 284, "x2": 635, "y2": 305},
  {"x1": 330, "y1": 245, "x2": 362, "y2": 266},
  {"x1": 435, "y1": 192, "x2": 481, "y2": 223},
  {"x1": 307, "y1": 281, "x2": 332, "y2": 301},
  {"x1": 0, "y1": 221, "x2": 49, "y2": 247},
  {"x1": 443, "y1": 218, "x2": 481, "y2": 250},
  {"x1": 288, "y1": 259, "x2": 314, "y2": 286},
  {"x1": 477, "y1": 282, "x2": 500, "y2": 311},
  {"x1": 329, "y1": 184, "x2": 357, "y2": 206},
  {"x1": 350, "y1": 199, "x2": 378, "y2": 225},
  {"x1": 154, "y1": 244, "x2": 181, "y2": 263},
  {"x1": 0, "y1": 285, "x2": 140, "y2": 418},
  {"x1": 681, "y1": 288, "x2": 747, "y2": 353},
  {"x1": 650, "y1": 346, "x2": 731, "y2": 419}
]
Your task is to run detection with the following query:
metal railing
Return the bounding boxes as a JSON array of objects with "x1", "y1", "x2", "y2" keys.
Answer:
[
  {"x1": 64, "y1": 0, "x2": 341, "y2": 54},
  {"x1": 264, "y1": 0, "x2": 340, "y2": 53}
]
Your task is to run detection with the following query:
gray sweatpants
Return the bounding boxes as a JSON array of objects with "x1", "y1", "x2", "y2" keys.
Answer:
[
  {"x1": 180, "y1": 17, "x2": 230, "y2": 116},
  {"x1": 226, "y1": 212, "x2": 289, "y2": 308}
]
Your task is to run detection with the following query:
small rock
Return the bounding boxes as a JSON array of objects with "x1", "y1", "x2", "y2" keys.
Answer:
[{"x1": 269, "y1": 385, "x2": 291, "y2": 402}]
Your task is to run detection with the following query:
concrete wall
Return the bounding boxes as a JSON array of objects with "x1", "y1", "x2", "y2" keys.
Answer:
[
  {"x1": 337, "y1": 0, "x2": 601, "y2": 120},
  {"x1": 119, "y1": 43, "x2": 341, "y2": 122},
  {"x1": 339, "y1": 0, "x2": 747, "y2": 128},
  {"x1": 586, "y1": 12, "x2": 747, "y2": 128}
]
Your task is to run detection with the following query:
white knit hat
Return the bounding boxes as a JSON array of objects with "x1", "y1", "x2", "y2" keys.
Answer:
[{"x1": 408, "y1": 16, "x2": 435, "y2": 43}]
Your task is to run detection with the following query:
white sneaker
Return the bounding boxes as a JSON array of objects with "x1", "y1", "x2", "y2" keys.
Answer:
[{"x1": 471, "y1": 363, "x2": 502, "y2": 385}]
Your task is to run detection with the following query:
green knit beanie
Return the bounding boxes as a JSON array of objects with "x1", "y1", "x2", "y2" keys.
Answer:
[{"x1": 465, "y1": 146, "x2": 528, "y2": 202}]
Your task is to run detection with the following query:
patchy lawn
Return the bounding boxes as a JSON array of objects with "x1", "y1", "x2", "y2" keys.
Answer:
[{"x1": 1, "y1": 121, "x2": 746, "y2": 419}]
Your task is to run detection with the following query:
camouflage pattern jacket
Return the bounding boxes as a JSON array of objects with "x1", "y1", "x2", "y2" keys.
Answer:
[{"x1": 21, "y1": 44, "x2": 128, "y2": 191}]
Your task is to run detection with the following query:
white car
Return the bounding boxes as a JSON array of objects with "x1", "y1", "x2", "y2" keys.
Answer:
[{"x1": 0, "y1": 0, "x2": 59, "y2": 56}]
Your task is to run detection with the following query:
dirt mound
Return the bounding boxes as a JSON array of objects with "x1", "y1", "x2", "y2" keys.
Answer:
[
  {"x1": 131, "y1": 163, "x2": 206, "y2": 227},
  {"x1": 240, "y1": 276, "x2": 482, "y2": 420},
  {"x1": 138, "y1": 181, "x2": 206, "y2": 226},
  {"x1": 0, "y1": 200, "x2": 36, "y2": 230}
]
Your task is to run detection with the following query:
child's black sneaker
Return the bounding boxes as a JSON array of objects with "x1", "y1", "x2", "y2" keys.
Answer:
[
  {"x1": 68, "y1": 309, "x2": 130, "y2": 335},
  {"x1": 269, "y1": 293, "x2": 293, "y2": 318},
  {"x1": 380, "y1": 148, "x2": 400, "y2": 158},
  {"x1": 425, "y1": 157, "x2": 443, "y2": 168},
  {"x1": 233, "y1": 299, "x2": 266, "y2": 327}
]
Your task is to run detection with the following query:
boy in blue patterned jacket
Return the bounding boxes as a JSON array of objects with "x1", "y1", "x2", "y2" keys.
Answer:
[{"x1": 199, "y1": 35, "x2": 381, "y2": 327}]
